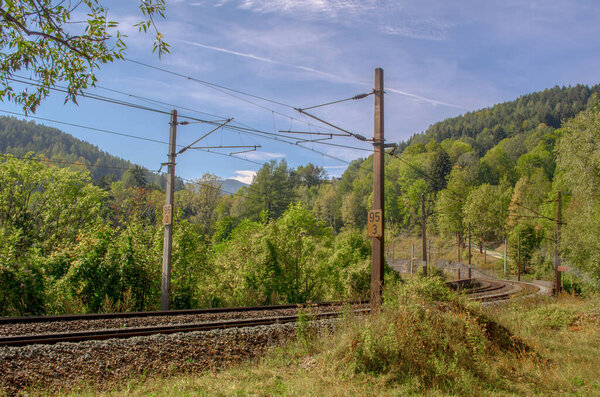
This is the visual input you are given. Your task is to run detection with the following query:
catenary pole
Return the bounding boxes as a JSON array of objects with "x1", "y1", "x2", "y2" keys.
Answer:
[
  {"x1": 555, "y1": 191, "x2": 562, "y2": 295},
  {"x1": 468, "y1": 223, "x2": 472, "y2": 279},
  {"x1": 161, "y1": 110, "x2": 177, "y2": 310},
  {"x1": 421, "y1": 194, "x2": 427, "y2": 276},
  {"x1": 371, "y1": 68, "x2": 385, "y2": 310},
  {"x1": 428, "y1": 238, "x2": 432, "y2": 267},
  {"x1": 457, "y1": 233, "x2": 461, "y2": 263},
  {"x1": 504, "y1": 238, "x2": 508, "y2": 276},
  {"x1": 411, "y1": 243, "x2": 414, "y2": 274},
  {"x1": 517, "y1": 235, "x2": 521, "y2": 282}
]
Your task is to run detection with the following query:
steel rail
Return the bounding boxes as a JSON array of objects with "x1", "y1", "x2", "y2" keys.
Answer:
[
  {"x1": 0, "y1": 309, "x2": 370, "y2": 347},
  {"x1": 0, "y1": 301, "x2": 365, "y2": 325}
]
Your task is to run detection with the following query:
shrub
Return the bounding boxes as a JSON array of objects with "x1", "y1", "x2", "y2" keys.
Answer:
[{"x1": 326, "y1": 277, "x2": 527, "y2": 394}]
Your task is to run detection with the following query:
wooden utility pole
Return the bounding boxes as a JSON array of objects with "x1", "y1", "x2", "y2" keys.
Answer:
[
  {"x1": 428, "y1": 238, "x2": 431, "y2": 269},
  {"x1": 484, "y1": 246, "x2": 487, "y2": 265},
  {"x1": 504, "y1": 238, "x2": 508, "y2": 276},
  {"x1": 517, "y1": 235, "x2": 521, "y2": 282},
  {"x1": 555, "y1": 191, "x2": 562, "y2": 295},
  {"x1": 421, "y1": 194, "x2": 427, "y2": 276},
  {"x1": 161, "y1": 110, "x2": 177, "y2": 310},
  {"x1": 457, "y1": 233, "x2": 461, "y2": 263},
  {"x1": 468, "y1": 223, "x2": 472, "y2": 279},
  {"x1": 411, "y1": 243, "x2": 414, "y2": 274},
  {"x1": 371, "y1": 68, "x2": 385, "y2": 309}
]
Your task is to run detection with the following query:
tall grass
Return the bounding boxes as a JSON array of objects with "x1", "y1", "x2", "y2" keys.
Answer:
[
  {"x1": 55, "y1": 281, "x2": 600, "y2": 396},
  {"x1": 319, "y1": 277, "x2": 537, "y2": 395}
]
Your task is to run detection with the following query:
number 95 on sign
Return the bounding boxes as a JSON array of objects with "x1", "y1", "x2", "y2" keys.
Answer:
[{"x1": 367, "y1": 209, "x2": 383, "y2": 238}]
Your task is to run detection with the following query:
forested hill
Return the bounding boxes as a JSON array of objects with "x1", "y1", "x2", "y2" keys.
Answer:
[
  {"x1": 0, "y1": 116, "x2": 171, "y2": 187},
  {"x1": 403, "y1": 84, "x2": 600, "y2": 155}
]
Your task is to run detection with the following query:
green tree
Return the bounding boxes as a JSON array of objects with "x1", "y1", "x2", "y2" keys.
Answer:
[
  {"x1": 51, "y1": 221, "x2": 161, "y2": 313},
  {"x1": 555, "y1": 105, "x2": 600, "y2": 282},
  {"x1": 171, "y1": 220, "x2": 207, "y2": 309},
  {"x1": 293, "y1": 163, "x2": 326, "y2": 187},
  {"x1": 176, "y1": 173, "x2": 222, "y2": 235},
  {"x1": 314, "y1": 183, "x2": 340, "y2": 229},
  {"x1": 464, "y1": 184, "x2": 511, "y2": 248},
  {"x1": 122, "y1": 165, "x2": 148, "y2": 188},
  {"x1": 428, "y1": 149, "x2": 452, "y2": 192},
  {"x1": 0, "y1": 0, "x2": 168, "y2": 112},
  {"x1": 508, "y1": 223, "x2": 542, "y2": 275},
  {"x1": 244, "y1": 160, "x2": 294, "y2": 219},
  {"x1": 435, "y1": 166, "x2": 471, "y2": 240},
  {"x1": 209, "y1": 204, "x2": 336, "y2": 306},
  {"x1": 0, "y1": 153, "x2": 104, "y2": 256}
]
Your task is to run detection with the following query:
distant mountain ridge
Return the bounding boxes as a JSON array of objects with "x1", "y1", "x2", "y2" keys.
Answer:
[
  {"x1": 0, "y1": 116, "x2": 250, "y2": 192},
  {"x1": 0, "y1": 116, "x2": 136, "y2": 181},
  {"x1": 220, "y1": 179, "x2": 248, "y2": 195},
  {"x1": 400, "y1": 84, "x2": 600, "y2": 154}
]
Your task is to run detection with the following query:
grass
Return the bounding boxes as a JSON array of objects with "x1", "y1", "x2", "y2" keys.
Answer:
[{"x1": 45, "y1": 281, "x2": 600, "y2": 396}]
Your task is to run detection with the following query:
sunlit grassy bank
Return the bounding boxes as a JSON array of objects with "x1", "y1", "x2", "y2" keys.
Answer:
[{"x1": 56, "y1": 279, "x2": 600, "y2": 396}]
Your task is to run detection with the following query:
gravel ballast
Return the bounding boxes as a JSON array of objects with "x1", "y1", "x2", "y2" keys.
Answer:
[
  {"x1": 0, "y1": 320, "x2": 334, "y2": 395},
  {"x1": 0, "y1": 304, "x2": 360, "y2": 337}
]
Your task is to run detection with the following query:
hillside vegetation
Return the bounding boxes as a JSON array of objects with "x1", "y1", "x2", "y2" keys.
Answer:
[{"x1": 1, "y1": 84, "x2": 600, "y2": 315}]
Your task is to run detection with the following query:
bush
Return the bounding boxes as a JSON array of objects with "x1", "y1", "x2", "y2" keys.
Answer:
[{"x1": 326, "y1": 277, "x2": 527, "y2": 394}]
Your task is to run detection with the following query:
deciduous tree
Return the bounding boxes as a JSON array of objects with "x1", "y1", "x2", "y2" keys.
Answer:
[{"x1": 0, "y1": 0, "x2": 168, "y2": 112}]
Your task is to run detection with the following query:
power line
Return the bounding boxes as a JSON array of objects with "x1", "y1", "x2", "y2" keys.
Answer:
[
  {"x1": 94, "y1": 84, "x2": 231, "y2": 121},
  {"x1": 9, "y1": 74, "x2": 373, "y2": 171},
  {"x1": 14, "y1": 73, "x2": 237, "y2": 124},
  {"x1": 8, "y1": 77, "x2": 217, "y2": 124},
  {"x1": 124, "y1": 58, "x2": 340, "y2": 134},
  {"x1": 300, "y1": 140, "x2": 373, "y2": 152},
  {"x1": 278, "y1": 130, "x2": 347, "y2": 137},
  {"x1": 0, "y1": 110, "x2": 266, "y2": 168},
  {"x1": 1, "y1": 153, "x2": 137, "y2": 171},
  {"x1": 0, "y1": 109, "x2": 170, "y2": 145},
  {"x1": 10, "y1": 75, "x2": 362, "y2": 166},
  {"x1": 178, "y1": 119, "x2": 233, "y2": 155},
  {"x1": 298, "y1": 91, "x2": 373, "y2": 111},
  {"x1": 512, "y1": 201, "x2": 558, "y2": 223},
  {"x1": 294, "y1": 108, "x2": 369, "y2": 142},
  {"x1": 387, "y1": 151, "x2": 465, "y2": 204},
  {"x1": 125, "y1": 58, "x2": 294, "y2": 109}
]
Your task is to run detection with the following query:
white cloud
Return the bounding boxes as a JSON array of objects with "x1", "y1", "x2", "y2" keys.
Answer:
[
  {"x1": 231, "y1": 170, "x2": 256, "y2": 184},
  {"x1": 197, "y1": 0, "x2": 450, "y2": 40}
]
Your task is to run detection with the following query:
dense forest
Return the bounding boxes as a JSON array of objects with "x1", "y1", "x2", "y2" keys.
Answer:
[
  {"x1": 1, "y1": 84, "x2": 600, "y2": 315},
  {"x1": 0, "y1": 116, "x2": 176, "y2": 189}
]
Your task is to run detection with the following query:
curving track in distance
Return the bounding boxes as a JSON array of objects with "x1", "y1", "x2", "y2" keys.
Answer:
[{"x1": 462, "y1": 278, "x2": 541, "y2": 303}]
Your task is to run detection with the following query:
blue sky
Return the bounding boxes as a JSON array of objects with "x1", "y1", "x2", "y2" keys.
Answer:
[{"x1": 3, "y1": 0, "x2": 600, "y2": 183}]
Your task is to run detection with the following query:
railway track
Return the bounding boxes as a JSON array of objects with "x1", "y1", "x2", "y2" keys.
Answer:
[
  {"x1": 0, "y1": 301, "x2": 367, "y2": 347},
  {"x1": 0, "y1": 277, "x2": 541, "y2": 394},
  {"x1": 462, "y1": 278, "x2": 539, "y2": 303},
  {"x1": 0, "y1": 279, "x2": 535, "y2": 347},
  {"x1": 0, "y1": 308, "x2": 369, "y2": 347},
  {"x1": 0, "y1": 301, "x2": 362, "y2": 325}
]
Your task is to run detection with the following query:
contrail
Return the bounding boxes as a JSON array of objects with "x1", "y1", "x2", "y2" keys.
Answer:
[
  {"x1": 180, "y1": 40, "x2": 343, "y2": 82},
  {"x1": 386, "y1": 87, "x2": 468, "y2": 110},
  {"x1": 181, "y1": 39, "x2": 468, "y2": 110}
]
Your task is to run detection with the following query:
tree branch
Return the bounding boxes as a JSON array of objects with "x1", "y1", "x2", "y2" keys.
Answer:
[{"x1": 0, "y1": 6, "x2": 92, "y2": 61}]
